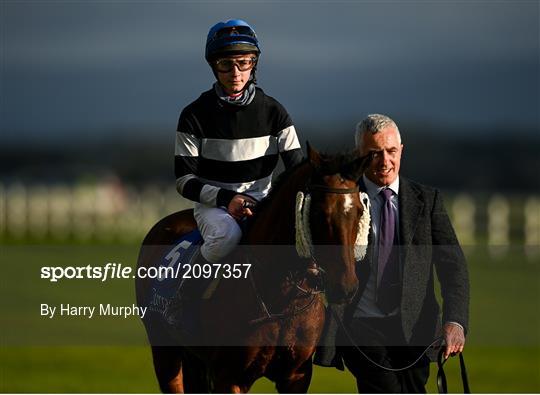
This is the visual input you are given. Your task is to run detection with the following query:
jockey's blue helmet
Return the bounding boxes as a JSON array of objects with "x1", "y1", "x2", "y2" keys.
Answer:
[{"x1": 205, "y1": 19, "x2": 261, "y2": 62}]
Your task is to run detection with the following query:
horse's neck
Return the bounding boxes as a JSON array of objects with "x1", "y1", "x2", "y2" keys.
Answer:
[
  {"x1": 245, "y1": 163, "x2": 311, "y2": 285},
  {"x1": 247, "y1": 163, "x2": 311, "y2": 245}
]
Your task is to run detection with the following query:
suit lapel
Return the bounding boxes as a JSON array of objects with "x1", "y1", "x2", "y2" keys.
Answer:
[{"x1": 399, "y1": 177, "x2": 423, "y2": 245}]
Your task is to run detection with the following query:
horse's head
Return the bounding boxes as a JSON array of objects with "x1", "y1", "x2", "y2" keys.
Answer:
[{"x1": 298, "y1": 144, "x2": 371, "y2": 304}]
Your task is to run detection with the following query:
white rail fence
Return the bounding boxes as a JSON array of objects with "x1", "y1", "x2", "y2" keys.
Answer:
[
  {"x1": 0, "y1": 181, "x2": 192, "y2": 243},
  {"x1": 1, "y1": 182, "x2": 539, "y2": 258}
]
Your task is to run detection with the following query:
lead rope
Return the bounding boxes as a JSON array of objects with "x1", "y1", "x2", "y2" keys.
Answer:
[
  {"x1": 329, "y1": 307, "x2": 444, "y2": 372},
  {"x1": 437, "y1": 347, "x2": 471, "y2": 393}
]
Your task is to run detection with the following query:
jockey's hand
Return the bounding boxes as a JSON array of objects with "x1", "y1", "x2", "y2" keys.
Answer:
[
  {"x1": 228, "y1": 195, "x2": 256, "y2": 220},
  {"x1": 443, "y1": 322, "x2": 465, "y2": 359}
]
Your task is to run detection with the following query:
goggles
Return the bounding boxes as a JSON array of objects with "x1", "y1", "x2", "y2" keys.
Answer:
[
  {"x1": 213, "y1": 57, "x2": 257, "y2": 73},
  {"x1": 210, "y1": 25, "x2": 257, "y2": 41}
]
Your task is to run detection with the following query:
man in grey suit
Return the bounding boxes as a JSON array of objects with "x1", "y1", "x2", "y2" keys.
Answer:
[{"x1": 315, "y1": 114, "x2": 469, "y2": 393}]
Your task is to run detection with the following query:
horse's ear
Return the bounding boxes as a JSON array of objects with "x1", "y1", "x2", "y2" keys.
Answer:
[
  {"x1": 343, "y1": 153, "x2": 372, "y2": 181},
  {"x1": 306, "y1": 141, "x2": 322, "y2": 167}
]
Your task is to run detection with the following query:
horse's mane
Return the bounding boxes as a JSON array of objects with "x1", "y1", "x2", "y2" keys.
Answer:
[{"x1": 254, "y1": 158, "x2": 309, "y2": 215}]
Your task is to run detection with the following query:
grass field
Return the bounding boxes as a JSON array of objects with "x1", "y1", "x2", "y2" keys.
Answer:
[{"x1": 1, "y1": 244, "x2": 539, "y2": 393}]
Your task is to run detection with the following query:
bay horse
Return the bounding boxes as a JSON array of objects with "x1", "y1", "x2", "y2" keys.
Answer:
[{"x1": 135, "y1": 146, "x2": 371, "y2": 393}]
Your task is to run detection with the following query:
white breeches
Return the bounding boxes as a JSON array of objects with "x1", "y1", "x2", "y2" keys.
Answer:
[{"x1": 193, "y1": 203, "x2": 243, "y2": 263}]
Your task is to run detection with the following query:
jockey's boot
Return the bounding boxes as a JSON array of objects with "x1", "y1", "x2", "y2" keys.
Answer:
[{"x1": 167, "y1": 252, "x2": 216, "y2": 339}]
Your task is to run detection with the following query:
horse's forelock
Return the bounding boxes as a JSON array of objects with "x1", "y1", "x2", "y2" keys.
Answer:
[
  {"x1": 340, "y1": 154, "x2": 370, "y2": 182},
  {"x1": 314, "y1": 152, "x2": 361, "y2": 180}
]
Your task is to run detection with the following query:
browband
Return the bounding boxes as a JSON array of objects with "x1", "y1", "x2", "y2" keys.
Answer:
[{"x1": 308, "y1": 185, "x2": 359, "y2": 194}]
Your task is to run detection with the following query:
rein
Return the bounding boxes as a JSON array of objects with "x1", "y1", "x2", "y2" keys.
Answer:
[{"x1": 248, "y1": 266, "x2": 323, "y2": 326}]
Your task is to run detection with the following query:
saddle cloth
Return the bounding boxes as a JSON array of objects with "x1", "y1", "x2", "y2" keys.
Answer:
[{"x1": 144, "y1": 230, "x2": 203, "y2": 327}]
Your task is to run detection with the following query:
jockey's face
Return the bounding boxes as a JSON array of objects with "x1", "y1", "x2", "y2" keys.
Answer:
[
  {"x1": 214, "y1": 54, "x2": 256, "y2": 95},
  {"x1": 360, "y1": 126, "x2": 403, "y2": 187}
]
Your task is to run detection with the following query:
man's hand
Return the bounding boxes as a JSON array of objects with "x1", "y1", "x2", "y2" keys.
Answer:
[
  {"x1": 443, "y1": 322, "x2": 465, "y2": 359},
  {"x1": 227, "y1": 195, "x2": 257, "y2": 220}
]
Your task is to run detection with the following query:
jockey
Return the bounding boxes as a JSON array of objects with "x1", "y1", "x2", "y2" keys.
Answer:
[{"x1": 175, "y1": 19, "x2": 304, "y2": 268}]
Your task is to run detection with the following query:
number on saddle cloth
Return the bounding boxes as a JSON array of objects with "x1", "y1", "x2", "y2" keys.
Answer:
[{"x1": 145, "y1": 229, "x2": 203, "y2": 323}]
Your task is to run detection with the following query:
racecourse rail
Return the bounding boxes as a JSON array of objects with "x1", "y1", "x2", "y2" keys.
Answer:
[{"x1": 1, "y1": 181, "x2": 538, "y2": 259}]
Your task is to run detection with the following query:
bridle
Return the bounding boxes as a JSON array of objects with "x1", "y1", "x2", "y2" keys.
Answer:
[
  {"x1": 249, "y1": 178, "x2": 467, "y2": 386},
  {"x1": 249, "y1": 183, "x2": 362, "y2": 325},
  {"x1": 302, "y1": 182, "x2": 364, "y2": 301},
  {"x1": 308, "y1": 184, "x2": 359, "y2": 194}
]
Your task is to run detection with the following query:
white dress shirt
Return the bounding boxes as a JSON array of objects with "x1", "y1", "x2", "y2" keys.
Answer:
[{"x1": 354, "y1": 175, "x2": 400, "y2": 318}]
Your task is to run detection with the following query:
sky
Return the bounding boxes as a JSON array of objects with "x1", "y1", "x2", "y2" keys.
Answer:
[{"x1": 1, "y1": 1, "x2": 539, "y2": 143}]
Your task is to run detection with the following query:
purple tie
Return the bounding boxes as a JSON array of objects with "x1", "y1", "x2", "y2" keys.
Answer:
[
  {"x1": 376, "y1": 188, "x2": 401, "y2": 313},
  {"x1": 377, "y1": 188, "x2": 395, "y2": 286}
]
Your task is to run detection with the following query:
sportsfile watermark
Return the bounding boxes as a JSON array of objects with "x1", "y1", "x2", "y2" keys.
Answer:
[
  {"x1": 40, "y1": 262, "x2": 252, "y2": 282},
  {"x1": 3, "y1": 244, "x2": 538, "y2": 347}
]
